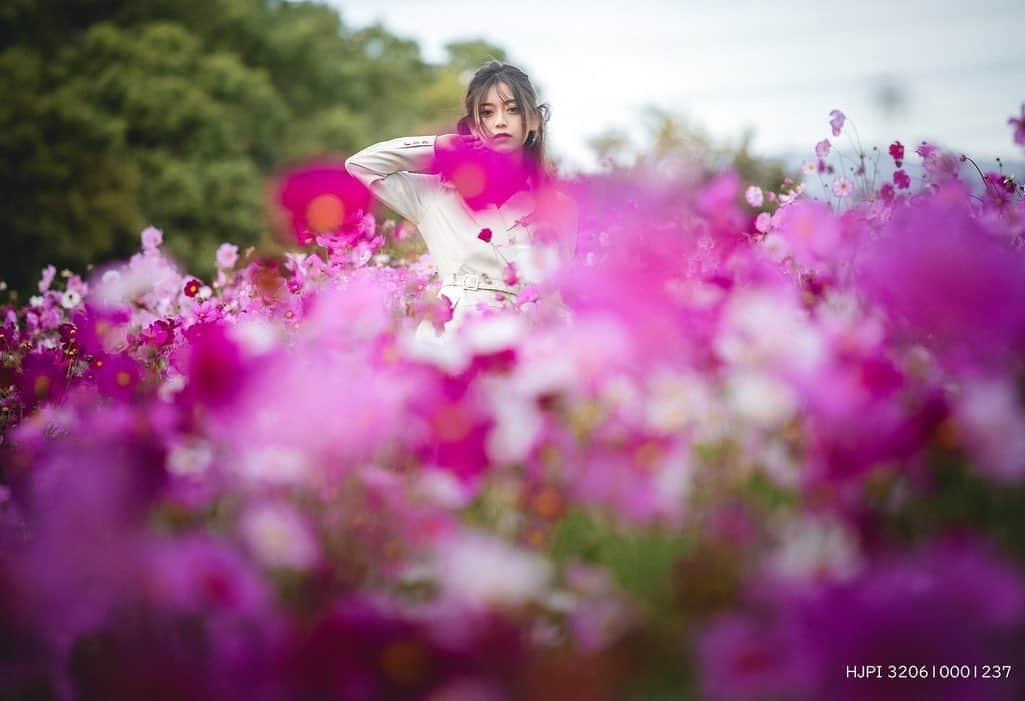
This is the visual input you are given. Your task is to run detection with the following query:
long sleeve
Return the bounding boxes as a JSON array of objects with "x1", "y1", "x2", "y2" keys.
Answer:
[{"x1": 344, "y1": 136, "x2": 439, "y2": 223}]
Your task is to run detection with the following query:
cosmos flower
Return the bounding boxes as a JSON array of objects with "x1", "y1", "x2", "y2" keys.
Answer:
[
  {"x1": 828, "y1": 109, "x2": 845, "y2": 137},
  {"x1": 216, "y1": 243, "x2": 239, "y2": 269},
  {"x1": 888, "y1": 140, "x2": 904, "y2": 166},
  {"x1": 830, "y1": 176, "x2": 853, "y2": 198},
  {"x1": 141, "y1": 226, "x2": 163, "y2": 251}
]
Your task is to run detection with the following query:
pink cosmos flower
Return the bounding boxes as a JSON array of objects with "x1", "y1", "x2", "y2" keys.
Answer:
[
  {"x1": 38, "y1": 264, "x2": 56, "y2": 293},
  {"x1": 1009, "y1": 102, "x2": 1025, "y2": 146},
  {"x1": 772, "y1": 199, "x2": 842, "y2": 267},
  {"x1": 477, "y1": 227, "x2": 493, "y2": 243},
  {"x1": 828, "y1": 109, "x2": 845, "y2": 137},
  {"x1": 141, "y1": 226, "x2": 163, "y2": 251},
  {"x1": 892, "y1": 169, "x2": 911, "y2": 190},
  {"x1": 744, "y1": 185, "x2": 764, "y2": 208},
  {"x1": 754, "y1": 211, "x2": 772, "y2": 233},
  {"x1": 504, "y1": 261, "x2": 519, "y2": 286},
  {"x1": 216, "y1": 242, "x2": 239, "y2": 269},
  {"x1": 276, "y1": 162, "x2": 372, "y2": 245},
  {"x1": 888, "y1": 140, "x2": 904, "y2": 166},
  {"x1": 240, "y1": 501, "x2": 319, "y2": 571},
  {"x1": 879, "y1": 183, "x2": 895, "y2": 202},
  {"x1": 915, "y1": 141, "x2": 937, "y2": 160},
  {"x1": 814, "y1": 139, "x2": 831, "y2": 159},
  {"x1": 831, "y1": 176, "x2": 853, "y2": 198}
]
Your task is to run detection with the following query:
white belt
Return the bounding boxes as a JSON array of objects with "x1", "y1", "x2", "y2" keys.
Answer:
[{"x1": 443, "y1": 273, "x2": 520, "y2": 296}]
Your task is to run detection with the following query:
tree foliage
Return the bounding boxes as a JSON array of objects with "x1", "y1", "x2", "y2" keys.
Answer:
[{"x1": 0, "y1": 0, "x2": 473, "y2": 292}]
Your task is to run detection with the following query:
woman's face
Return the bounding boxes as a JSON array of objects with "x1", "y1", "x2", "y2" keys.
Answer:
[{"x1": 474, "y1": 82, "x2": 533, "y2": 154}]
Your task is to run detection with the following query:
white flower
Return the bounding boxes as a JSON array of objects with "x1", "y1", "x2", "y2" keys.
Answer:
[
  {"x1": 198, "y1": 285, "x2": 213, "y2": 299},
  {"x1": 60, "y1": 290, "x2": 82, "y2": 309},
  {"x1": 167, "y1": 439, "x2": 214, "y2": 477},
  {"x1": 761, "y1": 233, "x2": 788, "y2": 262},
  {"x1": 727, "y1": 371, "x2": 796, "y2": 427},
  {"x1": 744, "y1": 185, "x2": 764, "y2": 208},
  {"x1": 241, "y1": 502, "x2": 319, "y2": 571},
  {"x1": 29, "y1": 295, "x2": 44, "y2": 307},
  {"x1": 435, "y1": 532, "x2": 552, "y2": 607},
  {"x1": 237, "y1": 446, "x2": 310, "y2": 486},
  {"x1": 767, "y1": 516, "x2": 861, "y2": 581},
  {"x1": 801, "y1": 161, "x2": 817, "y2": 175}
]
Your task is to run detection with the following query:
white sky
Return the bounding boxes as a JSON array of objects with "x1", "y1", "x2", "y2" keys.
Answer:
[{"x1": 324, "y1": 0, "x2": 1025, "y2": 172}]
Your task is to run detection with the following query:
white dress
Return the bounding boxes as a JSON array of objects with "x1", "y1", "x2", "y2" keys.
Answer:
[{"x1": 345, "y1": 136, "x2": 577, "y2": 343}]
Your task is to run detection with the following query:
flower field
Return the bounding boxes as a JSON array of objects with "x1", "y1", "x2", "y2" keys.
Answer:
[{"x1": 2, "y1": 108, "x2": 1025, "y2": 700}]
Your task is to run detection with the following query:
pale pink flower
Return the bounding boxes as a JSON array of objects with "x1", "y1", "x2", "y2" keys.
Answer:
[
  {"x1": 38, "y1": 264, "x2": 56, "y2": 293},
  {"x1": 831, "y1": 176, "x2": 853, "y2": 198},
  {"x1": 141, "y1": 226, "x2": 163, "y2": 251},
  {"x1": 216, "y1": 242, "x2": 239, "y2": 269},
  {"x1": 755, "y1": 212, "x2": 773, "y2": 233},
  {"x1": 829, "y1": 109, "x2": 846, "y2": 137},
  {"x1": 240, "y1": 501, "x2": 319, "y2": 571},
  {"x1": 745, "y1": 186, "x2": 764, "y2": 208},
  {"x1": 815, "y1": 139, "x2": 831, "y2": 159}
]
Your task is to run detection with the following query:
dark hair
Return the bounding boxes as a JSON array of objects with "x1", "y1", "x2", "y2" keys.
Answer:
[{"x1": 456, "y1": 61, "x2": 551, "y2": 187}]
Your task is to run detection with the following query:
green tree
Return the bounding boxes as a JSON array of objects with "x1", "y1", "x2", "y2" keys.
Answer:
[{"x1": 0, "y1": 0, "x2": 472, "y2": 293}]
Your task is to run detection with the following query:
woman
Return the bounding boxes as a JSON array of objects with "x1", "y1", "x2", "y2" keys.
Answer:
[{"x1": 345, "y1": 61, "x2": 578, "y2": 343}]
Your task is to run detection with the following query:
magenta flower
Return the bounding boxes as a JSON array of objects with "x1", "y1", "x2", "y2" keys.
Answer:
[
  {"x1": 828, "y1": 109, "x2": 845, "y2": 137},
  {"x1": 888, "y1": 140, "x2": 904, "y2": 166},
  {"x1": 477, "y1": 227, "x2": 493, "y2": 243},
  {"x1": 879, "y1": 183, "x2": 895, "y2": 202},
  {"x1": 857, "y1": 183, "x2": 1025, "y2": 370},
  {"x1": 503, "y1": 261, "x2": 519, "y2": 286},
  {"x1": 915, "y1": 141, "x2": 937, "y2": 160},
  {"x1": 892, "y1": 169, "x2": 911, "y2": 190},
  {"x1": 94, "y1": 352, "x2": 142, "y2": 401},
  {"x1": 15, "y1": 350, "x2": 67, "y2": 411},
  {"x1": 699, "y1": 539, "x2": 1025, "y2": 701},
  {"x1": 433, "y1": 138, "x2": 535, "y2": 211},
  {"x1": 140, "y1": 318, "x2": 175, "y2": 347},
  {"x1": 814, "y1": 139, "x2": 831, "y2": 159},
  {"x1": 276, "y1": 162, "x2": 373, "y2": 245},
  {"x1": 178, "y1": 322, "x2": 249, "y2": 409},
  {"x1": 148, "y1": 535, "x2": 270, "y2": 616}
]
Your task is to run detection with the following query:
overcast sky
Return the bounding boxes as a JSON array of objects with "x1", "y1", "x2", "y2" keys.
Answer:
[{"x1": 324, "y1": 0, "x2": 1025, "y2": 172}]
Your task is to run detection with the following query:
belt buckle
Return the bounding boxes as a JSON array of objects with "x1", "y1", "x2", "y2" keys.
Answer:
[{"x1": 463, "y1": 274, "x2": 480, "y2": 291}]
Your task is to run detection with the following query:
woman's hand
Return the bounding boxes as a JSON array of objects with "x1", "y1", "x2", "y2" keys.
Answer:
[{"x1": 434, "y1": 133, "x2": 484, "y2": 159}]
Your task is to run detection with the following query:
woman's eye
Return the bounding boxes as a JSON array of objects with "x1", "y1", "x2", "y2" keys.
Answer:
[{"x1": 508, "y1": 107, "x2": 519, "y2": 113}]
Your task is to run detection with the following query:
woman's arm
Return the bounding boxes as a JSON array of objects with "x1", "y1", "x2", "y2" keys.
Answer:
[{"x1": 344, "y1": 136, "x2": 439, "y2": 222}]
